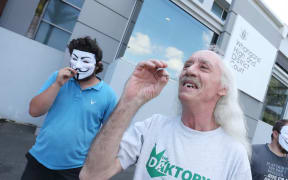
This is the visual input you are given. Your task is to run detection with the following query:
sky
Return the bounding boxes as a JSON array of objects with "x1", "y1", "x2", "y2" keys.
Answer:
[
  {"x1": 261, "y1": 0, "x2": 288, "y2": 25},
  {"x1": 122, "y1": 0, "x2": 214, "y2": 79}
]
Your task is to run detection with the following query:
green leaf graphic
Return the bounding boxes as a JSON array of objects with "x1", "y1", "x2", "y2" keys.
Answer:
[{"x1": 146, "y1": 144, "x2": 167, "y2": 178}]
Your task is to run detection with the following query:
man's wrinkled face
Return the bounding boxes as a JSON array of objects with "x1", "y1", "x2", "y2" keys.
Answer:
[
  {"x1": 70, "y1": 49, "x2": 96, "y2": 80},
  {"x1": 178, "y1": 50, "x2": 225, "y2": 104}
]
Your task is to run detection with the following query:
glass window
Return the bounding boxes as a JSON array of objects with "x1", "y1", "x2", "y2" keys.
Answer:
[
  {"x1": 211, "y1": 2, "x2": 223, "y2": 19},
  {"x1": 35, "y1": 21, "x2": 71, "y2": 51},
  {"x1": 222, "y1": 10, "x2": 228, "y2": 21},
  {"x1": 42, "y1": 0, "x2": 80, "y2": 32},
  {"x1": 262, "y1": 76, "x2": 288, "y2": 125},
  {"x1": 197, "y1": 0, "x2": 204, "y2": 3},
  {"x1": 35, "y1": 0, "x2": 82, "y2": 51},
  {"x1": 121, "y1": 0, "x2": 217, "y2": 80},
  {"x1": 64, "y1": 0, "x2": 84, "y2": 8}
]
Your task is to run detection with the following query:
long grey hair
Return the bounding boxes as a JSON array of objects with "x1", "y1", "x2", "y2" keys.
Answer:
[{"x1": 211, "y1": 46, "x2": 251, "y2": 157}]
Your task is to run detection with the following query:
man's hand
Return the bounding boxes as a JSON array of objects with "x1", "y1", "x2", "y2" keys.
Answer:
[
  {"x1": 56, "y1": 67, "x2": 77, "y2": 86},
  {"x1": 122, "y1": 60, "x2": 169, "y2": 105},
  {"x1": 80, "y1": 60, "x2": 169, "y2": 180}
]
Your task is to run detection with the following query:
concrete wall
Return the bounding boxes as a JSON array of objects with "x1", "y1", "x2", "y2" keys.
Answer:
[
  {"x1": 0, "y1": 0, "x2": 39, "y2": 36},
  {"x1": 0, "y1": 27, "x2": 66, "y2": 127},
  {"x1": 232, "y1": 0, "x2": 282, "y2": 48},
  {"x1": 252, "y1": 120, "x2": 272, "y2": 144},
  {"x1": 280, "y1": 38, "x2": 288, "y2": 58}
]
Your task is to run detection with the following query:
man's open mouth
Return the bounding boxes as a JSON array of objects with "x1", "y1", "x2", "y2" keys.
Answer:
[
  {"x1": 181, "y1": 76, "x2": 201, "y2": 89},
  {"x1": 182, "y1": 81, "x2": 199, "y2": 89}
]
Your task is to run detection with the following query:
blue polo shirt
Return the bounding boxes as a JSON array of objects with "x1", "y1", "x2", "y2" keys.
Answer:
[{"x1": 29, "y1": 71, "x2": 117, "y2": 170}]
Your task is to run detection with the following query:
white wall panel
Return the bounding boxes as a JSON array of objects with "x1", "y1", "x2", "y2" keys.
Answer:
[
  {"x1": 96, "y1": 0, "x2": 136, "y2": 18},
  {"x1": 0, "y1": 27, "x2": 66, "y2": 127},
  {"x1": 78, "y1": 0, "x2": 128, "y2": 41}
]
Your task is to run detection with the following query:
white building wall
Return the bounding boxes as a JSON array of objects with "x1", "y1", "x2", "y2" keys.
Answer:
[
  {"x1": 0, "y1": 27, "x2": 67, "y2": 126},
  {"x1": 0, "y1": 0, "x2": 39, "y2": 36},
  {"x1": 252, "y1": 120, "x2": 273, "y2": 144},
  {"x1": 280, "y1": 38, "x2": 288, "y2": 58}
]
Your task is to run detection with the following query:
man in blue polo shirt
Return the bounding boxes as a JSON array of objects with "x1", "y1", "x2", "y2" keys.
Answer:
[{"x1": 21, "y1": 36, "x2": 117, "y2": 180}]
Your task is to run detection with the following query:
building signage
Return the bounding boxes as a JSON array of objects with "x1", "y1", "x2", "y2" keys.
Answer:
[{"x1": 224, "y1": 15, "x2": 277, "y2": 102}]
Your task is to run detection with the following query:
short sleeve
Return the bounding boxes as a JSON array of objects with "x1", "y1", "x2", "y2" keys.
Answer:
[
  {"x1": 233, "y1": 163, "x2": 252, "y2": 180},
  {"x1": 37, "y1": 71, "x2": 58, "y2": 95},
  {"x1": 117, "y1": 116, "x2": 154, "y2": 170},
  {"x1": 230, "y1": 145, "x2": 252, "y2": 180},
  {"x1": 102, "y1": 92, "x2": 117, "y2": 124}
]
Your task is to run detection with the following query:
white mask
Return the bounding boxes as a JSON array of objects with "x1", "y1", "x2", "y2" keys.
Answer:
[
  {"x1": 70, "y1": 49, "x2": 96, "y2": 80},
  {"x1": 279, "y1": 125, "x2": 288, "y2": 152}
]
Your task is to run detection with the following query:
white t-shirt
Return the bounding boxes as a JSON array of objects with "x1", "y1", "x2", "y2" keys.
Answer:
[{"x1": 117, "y1": 114, "x2": 252, "y2": 180}]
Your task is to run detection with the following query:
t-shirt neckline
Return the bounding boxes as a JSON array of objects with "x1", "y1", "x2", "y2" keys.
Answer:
[
  {"x1": 265, "y1": 143, "x2": 288, "y2": 159},
  {"x1": 176, "y1": 116, "x2": 224, "y2": 138}
]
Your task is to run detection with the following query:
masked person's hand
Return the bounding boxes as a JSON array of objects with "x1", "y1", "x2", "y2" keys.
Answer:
[{"x1": 56, "y1": 67, "x2": 77, "y2": 87}]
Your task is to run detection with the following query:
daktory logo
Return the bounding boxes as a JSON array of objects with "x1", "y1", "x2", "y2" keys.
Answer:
[
  {"x1": 145, "y1": 144, "x2": 211, "y2": 179},
  {"x1": 240, "y1": 30, "x2": 248, "y2": 41}
]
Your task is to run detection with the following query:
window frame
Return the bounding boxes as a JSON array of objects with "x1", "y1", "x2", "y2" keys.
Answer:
[
  {"x1": 262, "y1": 65, "x2": 288, "y2": 124},
  {"x1": 273, "y1": 65, "x2": 288, "y2": 119},
  {"x1": 41, "y1": 19, "x2": 73, "y2": 34},
  {"x1": 61, "y1": 0, "x2": 82, "y2": 11},
  {"x1": 0, "y1": 0, "x2": 8, "y2": 16},
  {"x1": 211, "y1": 1, "x2": 228, "y2": 21},
  {"x1": 33, "y1": 0, "x2": 82, "y2": 49},
  {"x1": 172, "y1": 0, "x2": 222, "y2": 34}
]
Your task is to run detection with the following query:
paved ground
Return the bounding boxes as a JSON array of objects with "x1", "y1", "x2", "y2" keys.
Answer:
[{"x1": 0, "y1": 119, "x2": 134, "y2": 180}]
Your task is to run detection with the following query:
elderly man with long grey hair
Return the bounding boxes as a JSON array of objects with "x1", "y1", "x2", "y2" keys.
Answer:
[{"x1": 80, "y1": 47, "x2": 252, "y2": 180}]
